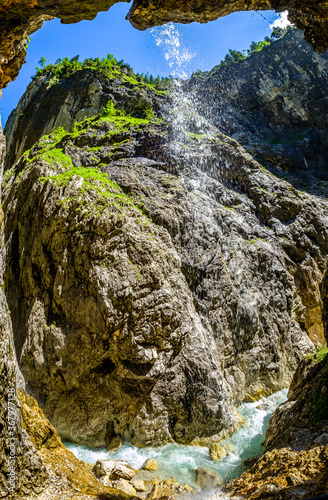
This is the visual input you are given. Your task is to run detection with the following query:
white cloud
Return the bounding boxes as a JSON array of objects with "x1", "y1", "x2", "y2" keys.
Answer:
[{"x1": 270, "y1": 11, "x2": 291, "y2": 30}]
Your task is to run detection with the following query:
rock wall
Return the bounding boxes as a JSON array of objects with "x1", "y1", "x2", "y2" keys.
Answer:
[
  {"x1": 0, "y1": 94, "x2": 48, "y2": 499},
  {"x1": 187, "y1": 30, "x2": 328, "y2": 178},
  {"x1": 224, "y1": 248, "x2": 328, "y2": 499},
  {"x1": 3, "y1": 64, "x2": 328, "y2": 447},
  {"x1": 0, "y1": 92, "x2": 139, "y2": 500}
]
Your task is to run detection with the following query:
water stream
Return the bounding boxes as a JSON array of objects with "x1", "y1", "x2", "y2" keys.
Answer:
[{"x1": 65, "y1": 389, "x2": 287, "y2": 493}]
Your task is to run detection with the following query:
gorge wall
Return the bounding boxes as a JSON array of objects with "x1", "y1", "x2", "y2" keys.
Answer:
[
  {"x1": 187, "y1": 30, "x2": 328, "y2": 179},
  {"x1": 1, "y1": 21, "x2": 328, "y2": 500},
  {"x1": 2, "y1": 34, "x2": 328, "y2": 451}
]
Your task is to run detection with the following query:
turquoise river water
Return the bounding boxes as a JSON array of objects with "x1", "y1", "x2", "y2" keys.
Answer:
[{"x1": 64, "y1": 388, "x2": 287, "y2": 493}]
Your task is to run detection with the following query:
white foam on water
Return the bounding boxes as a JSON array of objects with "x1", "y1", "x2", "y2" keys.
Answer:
[{"x1": 64, "y1": 388, "x2": 288, "y2": 492}]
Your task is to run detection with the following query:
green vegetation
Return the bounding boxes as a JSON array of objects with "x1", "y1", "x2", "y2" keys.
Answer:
[
  {"x1": 191, "y1": 25, "x2": 296, "y2": 77},
  {"x1": 307, "y1": 346, "x2": 328, "y2": 365},
  {"x1": 186, "y1": 132, "x2": 207, "y2": 140},
  {"x1": 44, "y1": 166, "x2": 114, "y2": 190},
  {"x1": 42, "y1": 165, "x2": 145, "y2": 216},
  {"x1": 38, "y1": 149, "x2": 74, "y2": 169},
  {"x1": 144, "y1": 107, "x2": 156, "y2": 121},
  {"x1": 305, "y1": 347, "x2": 328, "y2": 423},
  {"x1": 33, "y1": 54, "x2": 172, "y2": 93},
  {"x1": 311, "y1": 386, "x2": 328, "y2": 422}
]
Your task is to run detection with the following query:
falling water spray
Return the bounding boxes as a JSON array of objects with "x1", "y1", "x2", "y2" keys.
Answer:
[{"x1": 150, "y1": 23, "x2": 216, "y2": 170}]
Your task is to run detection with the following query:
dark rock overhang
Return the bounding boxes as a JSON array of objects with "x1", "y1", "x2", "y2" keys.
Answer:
[{"x1": 0, "y1": 0, "x2": 328, "y2": 90}]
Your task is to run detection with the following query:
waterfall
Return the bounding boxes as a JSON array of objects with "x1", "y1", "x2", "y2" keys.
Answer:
[
  {"x1": 150, "y1": 24, "x2": 194, "y2": 79},
  {"x1": 151, "y1": 23, "x2": 217, "y2": 178}
]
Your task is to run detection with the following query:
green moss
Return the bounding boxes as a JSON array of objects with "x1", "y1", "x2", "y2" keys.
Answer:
[
  {"x1": 311, "y1": 388, "x2": 328, "y2": 422},
  {"x1": 100, "y1": 114, "x2": 148, "y2": 128},
  {"x1": 186, "y1": 132, "x2": 206, "y2": 140},
  {"x1": 307, "y1": 346, "x2": 328, "y2": 365},
  {"x1": 42, "y1": 166, "x2": 145, "y2": 216},
  {"x1": 44, "y1": 166, "x2": 112, "y2": 188},
  {"x1": 43, "y1": 127, "x2": 68, "y2": 145},
  {"x1": 38, "y1": 149, "x2": 74, "y2": 169}
]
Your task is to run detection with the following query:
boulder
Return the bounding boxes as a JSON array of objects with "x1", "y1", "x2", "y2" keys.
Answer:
[
  {"x1": 132, "y1": 479, "x2": 147, "y2": 492},
  {"x1": 93, "y1": 459, "x2": 118, "y2": 478},
  {"x1": 195, "y1": 467, "x2": 222, "y2": 489},
  {"x1": 142, "y1": 458, "x2": 158, "y2": 472},
  {"x1": 111, "y1": 478, "x2": 137, "y2": 496},
  {"x1": 107, "y1": 435, "x2": 122, "y2": 452},
  {"x1": 93, "y1": 459, "x2": 135, "y2": 484},
  {"x1": 112, "y1": 462, "x2": 136, "y2": 480},
  {"x1": 209, "y1": 443, "x2": 227, "y2": 462}
]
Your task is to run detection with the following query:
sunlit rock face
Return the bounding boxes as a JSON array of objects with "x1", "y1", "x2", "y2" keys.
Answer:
[
  {"x1": 3, "y1": 53, "x2": 328, "y2": 446},
  {"x1": 187, "y1": 30, "x2": 328, "y2": 179},
  {"x1": 4, "y1": 68, "x2": 157, "y2": 171},
  {"x1": 0, "y1": 0, "x2": 328, "y2": 89}
]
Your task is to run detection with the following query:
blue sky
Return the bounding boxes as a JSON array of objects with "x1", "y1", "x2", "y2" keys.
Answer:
[{"x1": 1, "y1": 4, "x2": 285, "y2": 125}]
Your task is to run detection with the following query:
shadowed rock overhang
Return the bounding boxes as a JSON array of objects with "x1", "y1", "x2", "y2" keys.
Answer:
[{"x1": 0, "y1": 0, "x2": 328, "y2": 89}]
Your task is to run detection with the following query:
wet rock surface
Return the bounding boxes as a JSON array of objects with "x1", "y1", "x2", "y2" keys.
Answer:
[{"x1": 187, "y1": 30, "x2": 328, "y2": 181}]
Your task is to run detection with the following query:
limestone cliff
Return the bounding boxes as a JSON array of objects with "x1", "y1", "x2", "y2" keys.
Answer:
[
  {"x1": 0, "y1": 89, "x2": 140, "y2": 500},
  {"x1": 3, "y1": 51, "x2": 328, "y2": 450},
  {"x1": 0, "y1": 103, "x2": 49, "y2": 499},
  {"x1": 187, "y1": 30, "x2": 328, "y2": 180}
]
